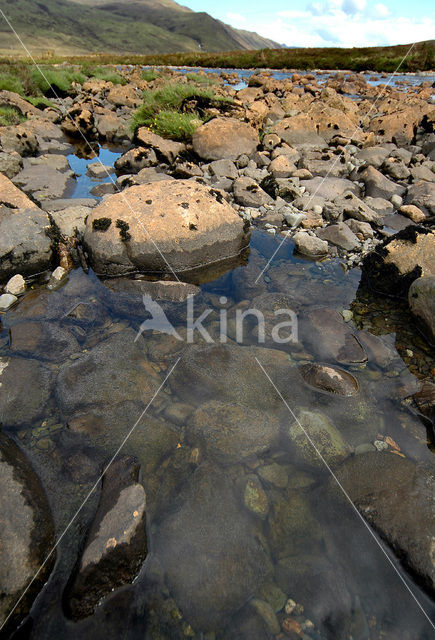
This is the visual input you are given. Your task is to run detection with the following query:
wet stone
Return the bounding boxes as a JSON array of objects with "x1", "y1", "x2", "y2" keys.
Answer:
[
  {"x1": 9, "y1": 321, "x2": 79, "y2": 362},
  {"x1": 298, "y1": 363, "x2": 359, "y2": 397}
]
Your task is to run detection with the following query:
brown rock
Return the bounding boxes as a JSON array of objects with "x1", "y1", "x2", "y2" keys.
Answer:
[
  {"x1": 136, "y1": 127, "x2": 186, "y2": 163},
  {"x1": 192, "y1": 117, "x2": 259, "y2": 160},
  {"x1": 399, "y1": 204, "x2": 426, "y2": 223},
  {"x1": 84, "y1": 179, "x2": 248, "y2": 276},
  {"x1": 106, "y1": 84, "x2": 141, "y2": 108}
]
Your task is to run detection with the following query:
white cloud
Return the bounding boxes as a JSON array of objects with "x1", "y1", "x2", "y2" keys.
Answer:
[
  {"x1": 226, "y1": 12, "x2": 247, "y2": 25},
  {"x1": 341, "y1": 0, "x2": 366, "y2": 15},
  {"x1": 226, "y1": 1, "x2": 434, "y2": 48},
  {"x1": 374, "y1": 3, "x2": 390, "y2": 17}
]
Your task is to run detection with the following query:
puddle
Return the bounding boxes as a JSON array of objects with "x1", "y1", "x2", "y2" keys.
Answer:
[
  {"x1": 66, "y1": 145, "x2": 122, "y2": 200},
  {"x1": 0, "y1": 229, "x2": 434, "y2": 639}
]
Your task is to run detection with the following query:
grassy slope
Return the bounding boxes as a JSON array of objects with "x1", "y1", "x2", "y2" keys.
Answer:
[{"x1": 0, "y1": 0, "x2": 279, "y2": 55}]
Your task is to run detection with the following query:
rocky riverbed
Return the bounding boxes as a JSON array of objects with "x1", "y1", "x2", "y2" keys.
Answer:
[{"x1": 0, "y1": 66, "x2": 434, "y2": 640}]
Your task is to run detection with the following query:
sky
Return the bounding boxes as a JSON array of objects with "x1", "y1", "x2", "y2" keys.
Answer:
[{"x1": 180, "y1": 0, "x2": 434, "y2": 47}]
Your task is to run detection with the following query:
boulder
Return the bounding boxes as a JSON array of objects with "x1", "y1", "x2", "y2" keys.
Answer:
[
  {"x1": 360, "y1": 165, "x2": 406, "y2": 200},
  {"x1": 301, "y1": 307, "x2": 367, "y2": 364},
  {"x1": 12, "y1": 161, "x2": 74, "y2": 203},
  {"x1": 9, "y1": 321, "x2": 79, "y2": 362},
  {"x1": 106, "y1": 84, "x2": 141, "y2": 108},
  {"x1": 136, "y1": 127, "x2": 185, "y2": 163},
  {"x1": 154, "y1": 464, "x2": 271, "y2": 630},
  {"x1": 84, "y1": 179, "x2": 248, "y2": 277},
  {"x1": 0, "y1": 205, "x2": 53, "y2": 281},
  {"x1": 408, "y1": 275, "x2": 435, "y2": 343},
  {"x1": 0, "y1": 432, "x2": 55, "y2": 634},
  {"x1": 292, "y1": 231, "x2": 328, "y2": 258},
  {"x1": 94, "y1": 113, "x2": 127, "y2": 141},
  {"x1": 368, "y1": 105, "x2": 429, "y2": 142},
  {"x1": 302, "y1": 176, "x2": 359, "y2": 200},
  {"x1": 316, "y1": 222, "x2": 360, "y2": 251},
  {"x1": 0, "y1": 357, "x2": 54, "y2": 427},
  {"x1": 114, "y1": 147, "x2": 157, "y2": 175},
  {"x1": 362, "y1": 226, "x2": 435, "y2": 297},
  {"x1": 233, "y1": 176, "x2": 274, "y2": 207},
  {"x1": 0, "y1": 90, "x2": 42, "y2": 117},
  {"x1": 190, "y1": 399, "x2": 280, "y2": 463},
  {"x1": 405, "y1": 180, "x2": 435, "y2": 216},
  {"x1": 286, "y1": 409, "x2": 350, "y2": 469},
  {"x1": 64, "y1": 456, "x2": 147, "y2": 620},
  {"x1": 0, "y1": 123, "x2": 38, "y2": 156},
  {"x1": 0, "y1": 150, "x2": 22, "y2": 178},
  {"x1": 49, "y1": 204, "x2": 91, "y2": 237},
  {"x1": 192, "y1": 117, "x2": 259, "y2": 161},
  {"x1": 333, "y1": 453, "x2": 435, "y2": 597}
]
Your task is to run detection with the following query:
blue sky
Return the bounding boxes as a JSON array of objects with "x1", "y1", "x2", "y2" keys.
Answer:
[{"x1": 180, "y1": 0, "x2": 434, "y2": 47}]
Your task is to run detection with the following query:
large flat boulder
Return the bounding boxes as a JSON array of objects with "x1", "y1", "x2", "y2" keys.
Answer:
[
  {"x1": 192, "y1": 117, "x2": 259, "y2": 161},
  {"x1": 84, "y1": 179, "x2": 248, "y2": 276},
  {"x1": 0, "y1": 432, "x2": 55, "y2": 635}
]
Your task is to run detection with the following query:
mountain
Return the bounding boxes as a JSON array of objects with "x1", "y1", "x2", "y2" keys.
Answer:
[{"x1": 0, "y1": 0, "x2": 281, "y2": 55}]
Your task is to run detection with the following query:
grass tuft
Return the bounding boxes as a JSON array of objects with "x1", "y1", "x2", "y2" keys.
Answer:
[
  {"x1": 81, "y1": 64, "x2": 126, "y2": 85},
  {"x1": 185, "y1": 72, "x2": 216, "y2": 84},
  {"x1": 0, "y1": 106, "x2": 26, "y2": 127}
]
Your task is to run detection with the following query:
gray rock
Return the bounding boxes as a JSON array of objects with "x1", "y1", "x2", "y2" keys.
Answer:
[
  {"x1": 410, "y1": 165, "x2": 435, "y2": 183},
  {"x1": 0, "y1": 356, "x2": 54, "y2": 427},
  {"x1": 382, "y1": 158, "x2": 410, "y2": 181},
  {"x1": 9, "y1": 321, "x2": 79, "y2": 362},
  {"x1": 114, "y1": 147, "x2": 157, "y2": 175},
  {"x1": 0, "y1": 293, "x2": 17, "y2": 310},
  {"x1": 89, "y1": 183, "x2": 115, "y2": 198},
  {"x1": 155, "y1": 465, "x2": 271, "y2": 630},
  {"x1": 233, "y1": 176, "x2": 274, "y2": 208},
  {"x1": 12, "y1": 164, "x2": 74, "y2": 203},
  {"x1": 0, "y1": 433, "x2": 55, "y2": 634},
  {"x1": 135, "y1": 166, "x2": 174, "y2": 185},
  {"x1": 364, "y1": 196, "x2": 394, "y2": 215},
  {"x1": 286, "y1": 409, "x2": 351, "y2": 469},
  {"x1": 316, "y1": 222, "x2": 360, "y2": 250},
  {"x1": 356, "y1": 146, "x2": 389, "y2": 168},
  {"x1": 42, "y1": 197, "x2": 98, "y2": 212},
  {"x1": 50, "y1": 205, "x2": 91, "y2": 236},
  {"x1": 292, "y1": 231, "x2": 328, "y2": 258},
  {"x1": 301, "y1": 307, "x2": 367, "y2": 364},
  {"x1": 208, "y1": 158, "x2": 238, "y2": 179},
  {"x1": 345, "y1": 218, "x2": 374, "y2": 238},
  {"x1": 0, "y1": 208, "x2": 52, "y2": 280},
  {"x1": 405, "y1": 180, "x2": 435, "y2": 215},
  {"x1": 191, "y1": 399, "x2": 280, "y2": 463},
  {"x1": 86, "y1": 163, "x2": 114, "y2": 178},
  {"x1": 360, "y1": 165, "x2": 406, "y2": 200},
  {"x1": 104, "y1": 278, "x2": 200, "y2": 302},
  {"x1": 408, "y1": 275, "x2": 435, "y2": 343},
  {"x1": 0, "y1": 124, "x2": 38, "y2": 156},
  {"x1": 0, "y1": 150, "x2": 22, "y2": 178},
  {"x1": 65, "y1": 456, "x2": 147, "y2": 620},
  {"x1": 302, "y1": 176, "x2": 359, "y2": 200},
  {"x1": 333, "y1": 453, "x2": 435, "y2": 597}
]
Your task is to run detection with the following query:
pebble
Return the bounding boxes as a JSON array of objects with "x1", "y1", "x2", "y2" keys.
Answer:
[
  {"x1": 0, "y1": 293, "x2": 18, "y2": 311},
  {"x1": 341, "y1": 309, "x2": 353, "y2": 322},
  {"x1": 4, "y1": 274, "x2": 25, "y2": 296},
  {"x1": 47, "y1": 266, "x2": 68, "y2": 289},
  {"x1": 373, "y1": 439, "x2": 389, "y2": 451},
  {"x1": 390, "y1": 194, "x2": 403, "y2": 207}
]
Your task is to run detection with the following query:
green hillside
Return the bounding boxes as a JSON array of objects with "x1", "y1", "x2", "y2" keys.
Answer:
[{"x1": 0, "y1": 0, "x2": 280, "y2": 56}]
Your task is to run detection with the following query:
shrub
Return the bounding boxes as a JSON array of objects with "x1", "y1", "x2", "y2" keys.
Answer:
[
  {"x1": 0, "y1": 73, "x2": 25, "y2": 95},
  {"x1": 30, "y1": 66, "x2": 86, "y2": 95}
]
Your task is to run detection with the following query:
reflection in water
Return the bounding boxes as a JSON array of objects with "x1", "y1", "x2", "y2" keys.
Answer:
[{"x1": 0, "y1": 230, "x2": 434, "y2": 639}]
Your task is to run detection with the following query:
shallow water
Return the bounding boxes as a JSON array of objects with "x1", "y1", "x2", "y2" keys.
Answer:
[
  {"x1": 66, "y1": 145, "x2": 122, "y2": 200},
  {"x1": 147, "y1": 65, "x2": 435, "y2": 92},
  {"x1": 1, "y1": 227, "x2": 434, "y2": 639}
]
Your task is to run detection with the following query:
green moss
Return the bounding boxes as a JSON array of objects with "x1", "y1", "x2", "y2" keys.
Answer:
[
  {"x1": 92, "y1": 217, "x2": 112, "y2": 231},
  {"x1": 116, "y1": 219, "x2": 131, "y2": 241}
]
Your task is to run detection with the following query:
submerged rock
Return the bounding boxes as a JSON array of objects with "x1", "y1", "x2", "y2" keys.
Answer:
[
  {"x1": 298, "y1": 363, "x2": 359, "y2": 397},
  {"x1": 154, "y1": 464, "x2": 272, "y2": 631},
  {"x1": 333, "y1": 452, "x2": 435, "y2": 597},
  {"x1": 84, "y1": 179, "x2": 248, "y2": 277},
  {"x1": 286, "y1": 409, "x2": 351, "y2": 469},
  {"x1": 64, "y1": 456, "x2": 147, "y2": 620},
  {"x1": 0, "y1": 432, "x2": 55, "y2": 634},
  {"x1": 301, "y1": 307, "x2": 367, "y2": 364}
]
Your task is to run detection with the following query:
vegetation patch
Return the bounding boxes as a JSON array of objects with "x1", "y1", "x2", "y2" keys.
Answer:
[
  {"x1": 92, "y1": 218, "x2": 112, "y2": 231},
  {"x1": 131, "y1": 81, "x2": 232, "y2": 140},
  {"x1": 0, "y1": 106, "x2": 26, "y2": 127},
  {"x1": 116, "y1": 219, "x2": 131, "y2": 241},
  {"x1": 81, "y1": 64, "x2": 126, "y2": 85}
]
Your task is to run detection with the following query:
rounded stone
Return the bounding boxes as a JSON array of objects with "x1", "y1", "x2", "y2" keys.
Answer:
[
  {"x1": 192, "y1": 117, "x2": 259, "y2": 161},
  {"x1": 84, "y1": 179, "x2": 248, "y2": 276}
]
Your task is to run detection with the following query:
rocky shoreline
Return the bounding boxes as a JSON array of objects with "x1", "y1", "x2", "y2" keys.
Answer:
[{"x1": 0, "y1": 66, "x2": 434, "y2": 640}]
